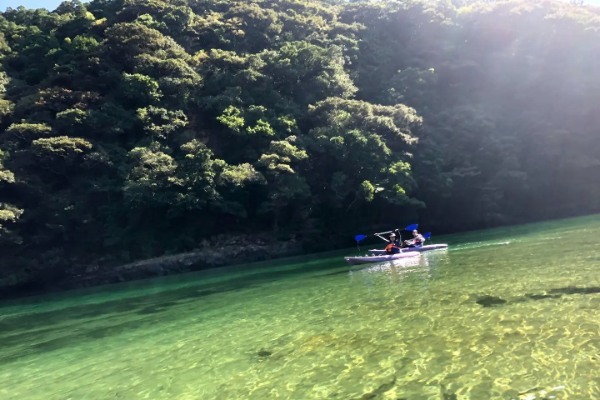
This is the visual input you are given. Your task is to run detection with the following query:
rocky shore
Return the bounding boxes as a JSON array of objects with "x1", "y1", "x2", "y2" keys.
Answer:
[{"x1": 0, "y1": 234, "x2": 305, "y2": 297}]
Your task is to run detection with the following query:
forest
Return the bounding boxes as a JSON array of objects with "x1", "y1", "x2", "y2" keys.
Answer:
[{"x1": 1, "y1": 0, "x2": 599, "y2": 291}]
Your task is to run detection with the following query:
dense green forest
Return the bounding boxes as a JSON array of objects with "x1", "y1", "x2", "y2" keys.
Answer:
[{"x1": 1, "y1": 0, "x2": 600, "y2": 290}]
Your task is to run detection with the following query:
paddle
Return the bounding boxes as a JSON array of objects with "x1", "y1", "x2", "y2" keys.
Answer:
[
  {"x1": 354, "y1": 234, "x2": 367, "y2": 243},
  {"x1": 354, "y1": 234, "x2": 368, "y2": 252},
  {"x1": 405, "y1": 223, "x2": 419, "y2": 231},
  {"x1": 355, "y1": 224, "x2": 419, "y2": 243}
]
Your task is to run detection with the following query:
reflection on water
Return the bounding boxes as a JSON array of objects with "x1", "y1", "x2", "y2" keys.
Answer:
[{"x1": 0, "y1": 215, "x2": 599, "y2": 399}]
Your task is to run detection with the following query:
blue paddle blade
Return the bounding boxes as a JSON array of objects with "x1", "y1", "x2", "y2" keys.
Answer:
[
  {"x1": 354, "y1": 234, "x2": 367, "y2": 242},
  {"x1": 405, "y1": 223, "x2": 419, "y2": 231},
  {"x1": 424, "y1": 232, "x2": 432, "y2": 239}
]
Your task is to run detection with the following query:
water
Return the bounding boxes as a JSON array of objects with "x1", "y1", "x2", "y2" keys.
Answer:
[{"x1": 1, "y1": 215, "x2": 599, "y2": 400}]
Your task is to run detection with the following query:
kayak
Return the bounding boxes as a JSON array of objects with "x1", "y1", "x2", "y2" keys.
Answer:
[
  {"x1": 344, "y1": 252, "x2": 420, "y2": 265},
  {"x1": 368, "y1": 244, "x2": 448, "y2": 255}
]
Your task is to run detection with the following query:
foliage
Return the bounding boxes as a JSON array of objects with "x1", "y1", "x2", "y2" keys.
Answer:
[
  {"x1": 124, "y1": 144, "x2": 183, "y2": 207},
  {"x1": 305, "y1": 97, "x2": 422, "y2": 230}
]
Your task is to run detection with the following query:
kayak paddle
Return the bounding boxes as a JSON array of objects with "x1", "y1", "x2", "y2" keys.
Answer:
[{"x1": 354, "y1": 234, "x2": 368, "y2": 243}]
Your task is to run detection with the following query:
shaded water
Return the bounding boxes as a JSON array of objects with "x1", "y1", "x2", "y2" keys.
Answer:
[{"x1": 1, "y1": 216, "x2": 599, "y2": 399}]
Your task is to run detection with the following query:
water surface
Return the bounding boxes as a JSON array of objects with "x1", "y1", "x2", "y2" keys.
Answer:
[{"x1": 1, "y1": 216, "x2": 599, "y2": 399}]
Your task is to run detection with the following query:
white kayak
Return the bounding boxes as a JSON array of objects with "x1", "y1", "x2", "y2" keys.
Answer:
[
  {"x1": 368, "y1": 244, "x2": 448, "y2": 255},
  {"x1": 344, "y1": 252, "x2": 420, "y2": 265}
]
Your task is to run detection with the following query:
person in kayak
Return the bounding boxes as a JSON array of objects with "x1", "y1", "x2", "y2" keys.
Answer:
[
  {"x1": 385, "y1": 232, "x2": 401, "y2": 254},
  {"x1": 403, "y1": 230, "x2": 425, "y2": 248}
]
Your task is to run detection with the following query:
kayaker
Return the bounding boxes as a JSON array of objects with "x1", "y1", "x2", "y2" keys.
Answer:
[
  {"x1": 403, "y1": 230, "x2": 425, "y2": 248},
  {"x1": 385, "y1": 232, "x2": 401, "y2": 254}
]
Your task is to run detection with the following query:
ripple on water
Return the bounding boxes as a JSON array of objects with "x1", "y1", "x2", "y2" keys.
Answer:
[{"x1": 1, "y1": 216, "x2": 600, "y2": 399}]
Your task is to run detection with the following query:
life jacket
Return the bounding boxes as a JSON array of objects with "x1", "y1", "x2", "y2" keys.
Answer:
[{"x1": 385, "y1": 242, "x2": 400, "y2": 254}]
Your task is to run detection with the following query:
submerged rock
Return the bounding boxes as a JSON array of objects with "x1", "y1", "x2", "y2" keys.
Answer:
[
  {"x1": 525, "y1": 293, "x2": 561, "y2": 301},
  {"x1": 476, "y1": 295, "x2": 507, "y2": 307},
  {"x1": 474, "y1": 286, "x2": 600, "y2": 309},
  {"x1": 257, "y1": 349, "x2": 272, "y2": 358},
  {"x1": 359, "y1": 376, "x2": 396, "y2": 399},
  {"x1": 516, "y1": 384, "x2": 566, "y2": 400},
  {"x1": 549, "y1": 286, "x2": 600, "y2": 295}
]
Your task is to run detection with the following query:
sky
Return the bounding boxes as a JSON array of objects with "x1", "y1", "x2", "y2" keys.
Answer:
[
  {"x1": 2, "y1": 0, "x2": 71, "y2": 12},
  {"x1": 2, "y1": 0, "x2": 600, "y2": 12}
]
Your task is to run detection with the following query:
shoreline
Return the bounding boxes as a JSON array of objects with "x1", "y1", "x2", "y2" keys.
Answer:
[{"x1": 0, "y1": 236, "x2": 306, "y2": 299}]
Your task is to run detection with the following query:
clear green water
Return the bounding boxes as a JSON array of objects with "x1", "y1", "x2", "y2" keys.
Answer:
[{"x1": 1, "y1": 216, "x2": 599, "y2": 400}]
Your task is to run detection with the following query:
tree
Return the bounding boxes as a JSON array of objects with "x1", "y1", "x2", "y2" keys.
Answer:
[
  {"x1": 0, "y1": 149, "x2": 22, "y2": 245},
  {"x1": 256, "y1": 135, "x2": 309, "y2": 230},
  {"x1": 305, "y1": 97, "x2": 422, "y2": 230}
]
